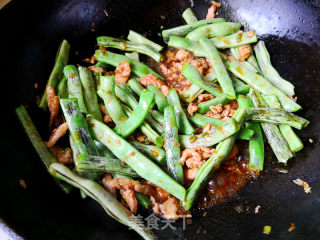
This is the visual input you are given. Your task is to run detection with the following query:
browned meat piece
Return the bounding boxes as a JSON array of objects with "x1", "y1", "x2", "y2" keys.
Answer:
[
  {"x1": 102, "y1": 173, "x2": 117, "y2": 197},
  {"x1": 46, "y1": 122, "x2": 69, "y2": 148},
  {"x1": 120, "y1": 189, "x2": 138, "y2": 214},
  {"x1": 197, "y1": 94, "x2": 214, "y2": 103},
  {"x1": 46, "y1": 85, "x2": 60, "y2": 129},
  {"x1": 180, "y1": 146, "x2": 216, "y2": 169},
  {"x1": 184, "y1": 168, "x2": 199, "y2": 180},
  {"x1": 187, "y1": 102, "x2": 198, "y2": 116},
  {"x1": 49, "y1": 145, "x2": 73, "y2": 165},
  {"x1": 238, "y1": 45, "x2": 251, "y2": 62},
  {"x1": 206, "y1": 1, "x2": 221, "y2": 20},
  {"x1": 115, "y1": 60, "x2": 131, "y2": 84},
  {"x1": 139, "y1": 74, "x2": 165, "y2": 89}
]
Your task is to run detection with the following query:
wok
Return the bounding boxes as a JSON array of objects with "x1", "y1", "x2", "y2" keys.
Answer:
[{"x1": 0, "y1": 0, "x2": 319, "y2": 239}]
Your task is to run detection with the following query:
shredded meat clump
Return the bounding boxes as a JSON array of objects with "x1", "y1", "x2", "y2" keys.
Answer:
[
  {"x1": 202, "y1": 122, "x2": 216, "y2": 132},
  {"x1": 187, "y1": 102, "x2": 198, "y2": 116},
  {"x1": 99, "y1": 104, "x2": 113, "y2": 124},
  {"x1": 205, "y1": 100, "x2": 238, "y2": 120},
  {"x1": 115, "y1": 60, "x2": 131, "y2": 84},
  {"x1": 46, "y1": 85, "x2": 60, "y2": 129},
  {"x1": 49, "y1": 146, "x2": 73, "y2": 165},
  {"x1": 197, "y1": 94, "x2": 214, "y2": 103},
  {"x1": 151, "y1": 197, "x2": 180, "y2": 220},
  {"x1": 180, "y1": 146, "x2": 217, "y2": 168},
  {"x1": 139, "y1": 74, "x2": 170, "y2": 96},
  {"x1": 120, "y1": 189, "x2": 138, "y2": 214},
  {"x1": 159, "y1": 49, "x2": 211, "y2": 93},
  {"x1": 206, "y1": 1, "x2": 221, "y2": 20},
  {"x1": 46, "y1": 122, "x2": 69, "y2": 148},
  {"x1": 237, "y1": 45, "x2": 252, "y2": 62}
]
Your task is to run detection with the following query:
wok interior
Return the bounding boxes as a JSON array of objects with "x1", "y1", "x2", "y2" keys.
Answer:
[{"x1": 0, "y1": 0, "x2": 319, "y2": 239}]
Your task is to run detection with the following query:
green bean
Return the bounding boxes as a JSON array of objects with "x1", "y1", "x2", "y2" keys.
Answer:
[
  {"x1": 114, "y1": 90, "x2": 155, "y2": 138},
  {"x1": 232, "y1": 77, "x2": 250, "y2": 95},
  {"x1": 78, "y1": 66, "x2": 103, "y2": 121},
  {"x1": 122, "y1": 104, "x2": 164, "y2": 147},
  {"x1": 135, "y1": 192, "x2": 152, "y2": 209},
  {"x1": 246, "y1": 54, "x2": 262, "y2": 75},
  {"x1": 200, "y1": 37, "x2": 236, "y2": 99},
  {"x1": 128, "y1": 30, "x2": 163, "y2": 52},
  {"x1": 60, "y1": 98, "x2": 99, "y2": 156},
  {"x1": 115, "y1": 83, "x2": 164, "y2": 134},
  {"x1": 245, "y1": 107, "x2": 309, "y2": 129},
  {"x1": 180, "y1": 72, "x2": 217, "y2": 103},
  {"x1": 64, "y1": 65, "x2": 87, "y2": 113},
  {"x1": 39, "y1": 40, "x2": 70, "y2": 109},
  {"x1": 184, "y1": 107, "x2": 247, "y2": 209},
  {"x1": 212, "y1": 31, "x2": 257, "y2": 48},
  {"x1": 95, "y1": 50, "x2": 164, "y2": 80},
  {"x1": 97, "y1": 76, "x2": 127, "y2": 125},
  {"x1": 237, "y1": 94, "x2": 264, "y2": 170},
  {"x1": 198, "y1": 95, "x2": 229, "y2": 114},
  {"x1": 88, "y1": 118, "x2": 186, "y2": 201},
  {"x1": 254, "y1": 41, "x2": 295, "y2": 96},
  {"x1": 125, "y1": 52, "x2": 140, "y2": 61},
  {"x1": 97, "y1": 36, "x2": 162, "y2": 62},
  {"x1": 95, "y1": 61, "x2": 110, "y2": 70},
  {"x1": 249, "y1": 89, "x2": 293, "y2": 164},
  {"x1": 76, "y1": 154, "x2": 139, "y2": 177},
  {"x1": 182, "y1": 63, "x2": 224, "y2": 96},
  {"x1": 182, "y1": 8, "x2": 198, "y2": 24},
  {"x1": 179, "y1": 116, "x2": 241, "y2": 148},
  {"x1": 186, "y1": 22, "x2": 242, "y2": 42},
  {"x1": 228, "y1": 61, "x2": 301, "y2": 112},
  {"x1": 69, "y1": 133, "x2": 80, "y2": 166},
  {"x1": 263, "y1": 95, "x2": 303, "y2": 152},
  {"x1": 94, "y1": 140, "x2": 116, "y2": 158},
  {"x1": 167, "y1": 88, "x2": 195, "y2": 134},
  {"x1": 189, "y1": 113, "x2": 224, "y2": 127},
  {"x1": 128, "y1": 78, "x2": 144, "y2": 96},
  {"x1": 162, "y1": 18, "x2": 226, "y2": 41},
  {"x1": 57, "y1": 77, "x2": 68, "y2": 99},
  {"x1": 49, "y1": 163, "x2": 156, "y2": 240},
  {"x1": 130, "y1": 141, "x2": 166, "y2": 165},
  {"x1": 150, "y1": 110, "x2": 164, "y2": 125},
  {"x1": 15, "y1": 105, "x2": 72, "y2": 194},
  {"x1": 230, "y1": 47, "x2": 240, "y2": 59},
  {"x1": 189, "y1": 113, "x2": 253, "y2": 140},
  {"x1": 164, "y1": 106, "x2": 184, "y2": 184},
  {"x1": 146, "y1": 85, "x2": 168, "y2": 113}
]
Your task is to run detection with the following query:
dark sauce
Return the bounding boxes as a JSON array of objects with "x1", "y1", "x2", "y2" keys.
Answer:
[{"x1": 199, "y1": 142, "x2": 259, "y2": 209}]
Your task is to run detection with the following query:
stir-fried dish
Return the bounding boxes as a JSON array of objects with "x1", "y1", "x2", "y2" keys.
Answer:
[{"x1": 15, "y1": 2, "x2": 309, "y2": 239}]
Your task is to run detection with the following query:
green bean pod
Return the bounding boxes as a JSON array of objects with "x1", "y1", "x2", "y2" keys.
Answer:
[
  {"x1": 15, "y1": 105, "x2": 72, "y2": 194},
  {"x1": 164, "y1": 106, "x2": 184, "y2": 184},
  {"x1": 167, "y1": 88, "x2": 195, "y2": 135},
  {"x1": 113, "y1": 90, "x2": 155, "y2": 138},
  {"x1": 39, "y1": 40, "x2": 70, "y2": 109},
  {"x1": 97, "y1": 36, "x2": 162, "y2": 62},
  {"x1": 254, "y1": 41, "x2": 295, "y2": 97},
  {"x1": 186, "y1": 22, "x2": 242, "y2": 42},
  {"x1": 130, "y1": 141, "x2": 166, "y2": 165},
  {"x1": 197, "y1": 95, "x2": 229, "y2": 114},
  {"x1": 76, "y1": 154, "x2": 139, "y2": 177},
  {"x1": 182, "y1": 63, "x2": 224, "y2": 96},
  {"x1": 179, "y1": 116, "x2": 240, "y2": 148},
  {"x1": 228, "y1": 61, "x2": 301, "y2": 112},
  {"x1": 245, "y1": 107, "x2": 309, "y2": 129},
  {"x1": 200, "y1": 37, "x2": 236, "y2": 99},
  {"x1": 64, "y1": 65, "x2": 88, "y2": 113},
  {"x1": 146, "y1": 85, "x2": 169, "y2": 113},
  {"x1": 49, "y1": 163, "x2": 156, "y2": 240},
  {"x1": 97, "y1": 76, "x2": 127, "y2": 125},
  {"x1": 57, "y1": 77, "x2": 68, "y2": 99},
  {"x1": 128, "y1": 30, "x2": 163, "y2": 52},
  {"x1": 263, "y1": 95, "x2": 303, "y2": 152},
  {"x1": 95, "y1": 50, "x2": 164, "y2": 80},
  {"x1": 237, "y1": 94, "x2": 264, "y2": 170},
  {"x1": 162, "y1": 18, "x2": 226, "y2": 41},
  {"x1": 128, "y1": 78, "x2": 144, "y2": 96},
  {"x1": 60, "y1": 98, "x2": 99, "y2": 156},
  {"x1": 249, "y1": 89, "x2": 293, "y2": 164},
  {"x1": 88, "y1": 118, "x2": 186, "y2": 201},
  {"x1": 78, "y1": 66, "x2": 103, "y2": 121},
  {"x1": 182, "y1": 8, "x2": 198, "y2": 24}
]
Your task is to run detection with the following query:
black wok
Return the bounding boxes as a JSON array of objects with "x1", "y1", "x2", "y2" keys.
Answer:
[{"x1": 0, "y1": 0, "x2": 319, "y2": 239}]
